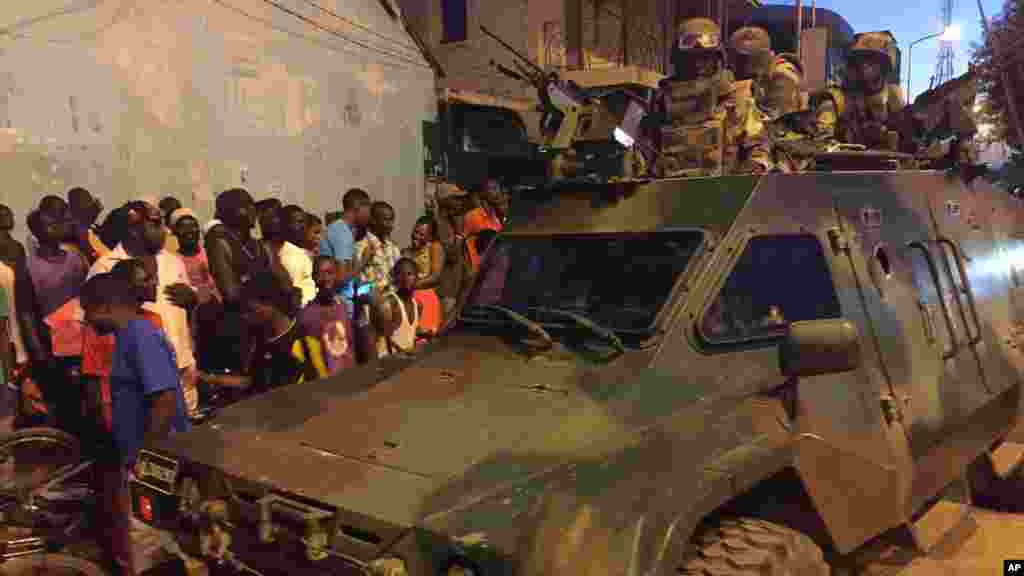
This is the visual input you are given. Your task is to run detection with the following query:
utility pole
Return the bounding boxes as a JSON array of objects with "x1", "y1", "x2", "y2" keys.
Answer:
[
  {"x1": 978, "y1": 0, "x2": 1024, "y2": 147},
  {"x1": 796, "y1": 0, "x2": 802, "y2": 58}
]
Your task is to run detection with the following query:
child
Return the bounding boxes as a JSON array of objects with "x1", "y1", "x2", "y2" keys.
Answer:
[
  {"x1": 303, "y1": 213, "x2": 324, "y2": 258},
  {"x1": 241, "y1": 270, "x2": 329, "y2": 393},
  {"x1": 82, "y1": 259, "x2": 167, "y2": 437},
  {"x1": 374, "y1": 258, "x2": 421, "y2": 357},
  {"x1": 81, "y1": 271, "x2": 188, "y2": 576},
  {"x1": 408, "y1": 216, "x2": 444, "y2": 334},
  {"x1": 299, "y1": 256, "x2": 355, "y2": 377}
]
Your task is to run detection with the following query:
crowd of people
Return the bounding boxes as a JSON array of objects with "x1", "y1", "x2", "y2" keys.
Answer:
[{"x1": 0, "y1": 178, "x2": 508, "y2": 575}]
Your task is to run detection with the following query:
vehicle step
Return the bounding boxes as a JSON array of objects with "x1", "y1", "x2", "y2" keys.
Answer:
[{"x1": 908, "y1": 477, "x2": 973, "y2": 554}]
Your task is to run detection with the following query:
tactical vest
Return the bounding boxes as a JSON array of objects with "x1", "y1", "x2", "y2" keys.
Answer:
[
  {"x1": 820, "y1": 85, "x2": 904, "y2": 150},
  {"x1": 657, "y1": 71, "x2": 732, "y2": 177}
]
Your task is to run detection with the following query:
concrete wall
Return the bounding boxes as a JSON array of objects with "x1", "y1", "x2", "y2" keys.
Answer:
[
  {"x1": 0, "y1": 0, "x2": 435, "y2": 244},
  {"x1": 398, "y1": 0, "x2": 532, "y2": 101}
]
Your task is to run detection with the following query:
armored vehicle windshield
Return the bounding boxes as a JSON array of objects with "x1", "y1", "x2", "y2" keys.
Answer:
[{"x1": 463, "y1": 230, "x2": 704, "y2": 333}]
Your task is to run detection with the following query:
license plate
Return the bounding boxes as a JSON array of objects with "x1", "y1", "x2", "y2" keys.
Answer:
[{"x1": 134, "y1": 450, "x2": 179, "y2": 495}]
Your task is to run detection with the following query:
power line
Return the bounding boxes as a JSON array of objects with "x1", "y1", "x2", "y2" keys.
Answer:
[
  {"x1": 258, "y1": 0, "x2": 429, "y2": 69},
  {"x1": 211, "y1": 0, "x2": 429, "y2": 72},
  {"x1": 295, "y1": 0, "x2": 418, "y2": 54}
]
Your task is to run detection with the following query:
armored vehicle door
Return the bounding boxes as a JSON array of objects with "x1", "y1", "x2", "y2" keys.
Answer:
[
  {"x1": 926, "y1": 178, "x2": 1018, "y2": 397},
  {"x1": 829, "y1": 175, "x2": 989, "y2": 474},
  {"x1": 701, "y1": 174, "x2": 906, "y2": 552}
]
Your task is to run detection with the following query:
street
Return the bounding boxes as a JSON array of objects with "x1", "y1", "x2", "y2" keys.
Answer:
[{"x1": 849, "y1": 441, "x2": 1024, "y2": 575}]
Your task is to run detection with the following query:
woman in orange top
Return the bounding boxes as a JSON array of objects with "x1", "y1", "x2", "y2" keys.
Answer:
[
  {"x1": 462, "y1": 178, "x2": 508, "y2": 271},
  {"x1": 407, "y1": 216, "x2": 445, "y2": 334}
]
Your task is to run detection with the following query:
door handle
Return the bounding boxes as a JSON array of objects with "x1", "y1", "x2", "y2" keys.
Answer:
[
  {"x1": 909, "y1": 241, "x2": 958, "y2": 359},
  {"x1": 937, "y1": 237, "x2": 983, "y2": 346},
  {"x1": 918, "y1": 301, "x2": 936, "y2": 344}
]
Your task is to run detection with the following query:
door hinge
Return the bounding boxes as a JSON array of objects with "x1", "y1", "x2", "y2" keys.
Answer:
[{"x1": 880, "y1": 395, "x2": 904, "y2": 424}]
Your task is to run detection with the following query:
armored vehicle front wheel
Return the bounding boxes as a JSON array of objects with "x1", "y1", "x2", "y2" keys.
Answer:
[{"x1": 680, "y1": 517, "x2": 829, "y2": 575}]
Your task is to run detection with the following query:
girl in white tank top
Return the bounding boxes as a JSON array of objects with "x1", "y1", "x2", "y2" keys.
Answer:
[{"x1": 376, "y1": 258, "x2": 420, "y2": 357}]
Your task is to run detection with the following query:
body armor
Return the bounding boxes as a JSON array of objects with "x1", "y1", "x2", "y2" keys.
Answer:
[
  {"x1": 813, "y1": 32, "x2": 906, "y2": 150},
  {"x1": 656, "y1": 19, "x2": 772, "y2": 176},
  {"x1": 815, "y1": 84, "x2": 905, "y2": 150}
]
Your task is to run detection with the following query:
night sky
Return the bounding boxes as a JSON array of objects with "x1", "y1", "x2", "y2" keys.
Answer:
[{"x1": 771, "y1": 0, "x2": 1006, "y2": 99}]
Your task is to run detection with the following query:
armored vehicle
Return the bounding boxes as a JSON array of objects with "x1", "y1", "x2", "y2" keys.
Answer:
[{"x1": 131, "y1": 162, "x2": 1024, "y2": 575}]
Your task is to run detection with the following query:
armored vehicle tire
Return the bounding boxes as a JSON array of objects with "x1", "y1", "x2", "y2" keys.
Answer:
[
  {"x1": 0, "y1": 553, "x2": 110, "y2": 575},
  {"x1": 681, "y1": 517, "x2": 829, "y2": 576}
]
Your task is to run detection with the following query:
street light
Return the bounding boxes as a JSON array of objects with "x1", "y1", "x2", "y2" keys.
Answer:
[{"x1": 906, "y1": 25, "x2": 961, "y2": 101}]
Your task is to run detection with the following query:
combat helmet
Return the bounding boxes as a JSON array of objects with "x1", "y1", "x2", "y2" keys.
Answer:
[
  {"x1": 676, "y1": 18, "x2": 723, "y2": 54},
  {"x1": 730, "y1": 26, "x2": 772, "y2": 55},
  {"x1": 848, "y1": 32, "x2": 896, "y2": 76},
  {"x1": 730, "y1": 26, "x2": 774, "y2": 80}
]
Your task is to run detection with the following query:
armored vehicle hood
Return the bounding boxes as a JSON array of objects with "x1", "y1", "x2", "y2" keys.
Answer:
[{"x1": 153, "y1": 331, "x2": 650, "y2": 527}]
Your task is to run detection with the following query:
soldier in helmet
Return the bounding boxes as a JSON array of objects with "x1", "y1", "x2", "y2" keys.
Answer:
[
  {"x1": 813, "y1": 31, "x2": 906, "y2": 150},
  {"x1": 764, "y1": 55, "x2": 819, "y2": 172},
  {"x1": 767, "y1": 53, "x2": 806, "y2": 118},
  {"x1": 729, "y1": 26, "x2": 776, "y2": 113},
  {"x1": 651, "y1": 18, "x2": 772, "y2": 177}
]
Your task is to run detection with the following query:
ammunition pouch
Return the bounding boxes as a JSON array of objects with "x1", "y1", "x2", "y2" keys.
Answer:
[
  {"x1": 658, "y1": 117, "x2": 725, "y2": 177},
  {"x1": 661, "y1": 74, "x2": 723, "y2": 125}
]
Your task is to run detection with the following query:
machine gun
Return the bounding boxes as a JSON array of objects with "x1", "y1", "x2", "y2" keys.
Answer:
[{"x1": 480, "y1": 26, "x2": 655, "y2": 183}]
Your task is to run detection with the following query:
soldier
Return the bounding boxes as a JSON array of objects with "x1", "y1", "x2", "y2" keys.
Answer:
[
  {"x1": 764, "y1": 56, "x2": 818, "y2": 173},
  {"x1": 729, "y1": 26, "x2": 776, "y2": 113},
  {"x1": 813, "y1": 32, "x2": 906, "y2": 150},
  {"x1": 768, "y1": 53, "x2": 806, "y2": 118},
  {"x1": 652, "y1": 18, "x2": 772, "y2": 177}
]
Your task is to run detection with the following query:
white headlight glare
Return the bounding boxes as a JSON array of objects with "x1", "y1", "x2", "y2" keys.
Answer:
[{"x1": 614, "y1": 127, "x2": 635, "y2": 148}]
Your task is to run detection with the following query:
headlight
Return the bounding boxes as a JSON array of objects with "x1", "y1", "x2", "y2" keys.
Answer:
[{"x1": 369, "y1": 557, "x2": 408, "y2": 576}]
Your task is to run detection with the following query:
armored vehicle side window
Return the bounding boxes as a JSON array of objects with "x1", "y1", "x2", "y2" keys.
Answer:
[
  {"x1": 465, "y1": 231, "x2": 704, "y2": 332},
  {"x1": 701, "y1": 235, "x2": 842, "y2": 344}
]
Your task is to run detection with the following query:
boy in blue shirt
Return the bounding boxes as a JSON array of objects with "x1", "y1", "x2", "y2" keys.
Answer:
[{"x1": 81, "y1": 272, "x2": 189, "y2": 576}]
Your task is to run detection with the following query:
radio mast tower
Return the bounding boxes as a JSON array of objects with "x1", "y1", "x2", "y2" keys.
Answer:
[{"x1": 933, "y1": 0, "x2": 956, "y2": 86}]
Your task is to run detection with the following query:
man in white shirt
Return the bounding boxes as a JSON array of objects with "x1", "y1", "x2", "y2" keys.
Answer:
[
  {"x1": 87, "y1": 201, "x2": 199, "y2": 411},
  {"x1": 260, "y1": 205, "x2": 316, "y2": 307}
]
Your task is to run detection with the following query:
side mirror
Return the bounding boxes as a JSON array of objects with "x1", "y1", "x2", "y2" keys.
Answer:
[{"x1": 779, "y1": 319, "x2": 861, "y2": 378}]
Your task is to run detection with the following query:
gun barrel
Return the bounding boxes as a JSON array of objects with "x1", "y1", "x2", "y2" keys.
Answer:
[
  {"x1": 480, "y1": 26, "x2": 545, "y2": 76},
  {"x1": 492, "y1": 61, "x2": 527, "y2": 82}
]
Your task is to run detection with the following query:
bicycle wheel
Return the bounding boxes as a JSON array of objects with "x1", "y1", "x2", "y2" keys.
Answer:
[
  {"x1": 0, "y1": 428, "x2": 81, "y2": 494},
  {"x1": 0, "y1": 553, "x2": 110, "y2": 575}
]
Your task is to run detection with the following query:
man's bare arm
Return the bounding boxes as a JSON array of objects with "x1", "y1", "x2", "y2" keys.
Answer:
[
  {"x1": 143, "y1": 390, "x2": 178, "y2": 447},
  {"x1": 206, "y1": 236, "x2": 240, "y2": 303}
]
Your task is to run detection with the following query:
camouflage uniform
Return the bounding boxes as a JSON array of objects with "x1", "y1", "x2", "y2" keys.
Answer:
[
  {"x1": 813, "y1": 32, "x2": 906, "y2": 151},
  {"x1": 729, "y1": 27, "x2": 776, "y2": 114},
  {"x1": 654, "y1": 18, "x2": 772, "y2": 177},
  {"x1": 766, "y1": 53, "x2": 805, "y2": 119},
  {"x1": 764, "y1": 55, "x2": 817, "y2": 173}
]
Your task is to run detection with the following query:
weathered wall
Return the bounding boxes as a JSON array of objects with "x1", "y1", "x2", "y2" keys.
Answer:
[
  {"x1": 0, "y1": 0, "x2": 435, "y2": 243},
  {"x1": 401, "y1": 0, "x2": 532, "y2": 101}
]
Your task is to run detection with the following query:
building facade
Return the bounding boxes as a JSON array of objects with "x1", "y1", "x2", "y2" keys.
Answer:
[
  {"x1": 0, "y1": 0, "x2": 435, "y2": 242},
  {"x1": 397, "y1": 0, "x2": 761, "y2": 103}
]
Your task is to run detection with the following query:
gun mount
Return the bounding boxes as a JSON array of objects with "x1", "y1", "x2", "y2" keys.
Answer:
[{"x1": 480, "y1": 26, "x2": 654, "y2": 184}]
